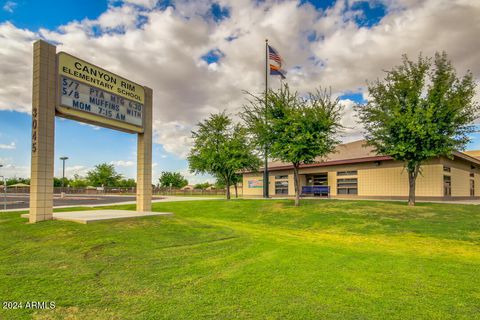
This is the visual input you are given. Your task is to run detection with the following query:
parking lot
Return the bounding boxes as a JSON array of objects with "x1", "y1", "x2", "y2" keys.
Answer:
[{"x1": 0, "y1": 193, "x2": 143, "y2": 210}]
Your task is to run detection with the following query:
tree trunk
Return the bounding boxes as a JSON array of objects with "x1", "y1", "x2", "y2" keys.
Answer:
[
  {"x1": 408, "y1": 165, "x2": 420, "y2": 206},
  {"x1": 293, "y1": 164, "x2": 300, "y2": 206},
  {"x1": 226, "y1": 180, "x2": 231, "y2": 200},
  {"x1": 234, "y1": 182, "x2": 238, "y2": 198}
]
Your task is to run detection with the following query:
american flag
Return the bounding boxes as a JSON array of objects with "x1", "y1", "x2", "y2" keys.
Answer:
[{"x1": 268, "y1": 45, "x2": 286, "y2": 79}]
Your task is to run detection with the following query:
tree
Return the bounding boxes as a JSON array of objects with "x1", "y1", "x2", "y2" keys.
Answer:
[
  {"x1": 117, "y1": 178, "x2": 137, "y2": 188},
  {"x1": 86, "y1": 163, "x2": 122, "y2": 187},
  {"x1": 158, "y1": 171, "x2": 188, "y2": 188},
  {"x1": 215, "y1": 174, "x2": 241, "y2": 198},
  {"x1": 194, "y1": 182, "x2": 212, "y2": 190},
  {"x1": 70, "y1": 174, "x2": 88, "y2": 188},
  {"x1": 231, "y1": 174, "x2": 242, "y2": 198},
  {"x1": 242, "y1": 84, "x2": 343, "y2": 206},
  {"x1": 214, "y1": 177, "x2": 226, "y2": 189},
  {"x1": 5, "y1": 177, "x2": 30, "y2": 186},
  {"x1": 188, "y1": 112, "x2": 260, "y2": 200},
  {"x1": 356, "y1": 52, "x2": 479, "y2": 206},
  {"x1": 54, "y1": 177, "x2": 70, "y2": 188}
]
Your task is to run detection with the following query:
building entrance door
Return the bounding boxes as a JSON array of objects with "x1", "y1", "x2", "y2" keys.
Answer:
[
  {"x1": 444, "y1": 175, "x2": 452, "y2": 197},
  {"x1": 306, "y1": 173, "x2": 328, "y2": 196}
]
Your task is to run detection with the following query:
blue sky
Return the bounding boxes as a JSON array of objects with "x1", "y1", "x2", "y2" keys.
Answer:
[
  {"x1": 0, "y1": 0, "x2": 479, "y2": 181},
  {"x1": 0, "y1": 0, "x2": 109, "y2": 30}
]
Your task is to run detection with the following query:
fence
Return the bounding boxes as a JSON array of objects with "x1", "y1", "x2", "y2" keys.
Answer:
[
  {"x1": 1, "y1": 186, "x2": 229, "y2": 196},
  {"x1": 154, "y1": 188, "x2": 228, "y2": 196}
]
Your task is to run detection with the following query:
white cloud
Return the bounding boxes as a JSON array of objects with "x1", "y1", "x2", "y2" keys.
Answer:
[
  {"x1": 78, "y1": 122, "x2": 101, "y2": 130},
  {"x1": 0, "y1": 142, "x2": 16, "y2": 150},
  {"x1": 0, "y1": 157, "x2": 29, "y2": 178},
  {"x1": 153, "y1": 120, "x2": 193, "y2": 158},
  {"x1": 0, "y1": 0, "x2": 479, "y2": 159},
  {"x1": 62, "y1": 165, "x2": 90, "y2": 178},
  {"x1": 178, "y1": 168, "x2": 214, "y2": 185},
  {"x1": 0, "y1": 163, "x2": 29, "y2": 178},
  {"x1": 121, "y1": 0, "x2": 158, "y2": 9},
  {"x1": 110, "y1": 160, "x2": 136, "y2": 167},
  {"x1": 3, "y1": 1, "x2": 17, "y2": 13},
  {"x1": 0, "y1": 22, "x2": 36, "y2": 113},
  {"x1": 339, "y1": 99, "x2": 364, "y2": 143}
]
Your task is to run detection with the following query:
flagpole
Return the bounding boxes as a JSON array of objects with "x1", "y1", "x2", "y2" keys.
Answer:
[{"x1": 264, "y1": 38, "x2": 269, "y2": 198}]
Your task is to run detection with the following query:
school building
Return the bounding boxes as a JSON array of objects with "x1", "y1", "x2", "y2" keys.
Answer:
[{"x1": 242, "y1": 140, "x2": 480, "y2": 200}]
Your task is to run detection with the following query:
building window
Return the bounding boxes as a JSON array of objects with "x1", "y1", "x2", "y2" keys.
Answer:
[
  {"x1": 275, "y1": 175, "x2": 288, "y2": 180},
  {"x1": 471, "y1": 179, "x2": 475, "y2": 197},
  {"x1": 337, "y1": 178, "x2": 358, "y2": 195},
  {"x1": 275, "y1": 181, "x2": 288, "y2": 195},
  {"x1": 443, "y1": 166, "x2": 451, "y2": 172},
  {"x1": 470, "y1": 172, "x2": 475, "y2": 178},
  {"x1": 312, "y1": 173, "x2": 328, "y2": 186},
  {"x1": 444, "y1": 175, "x2": 452, "y2": 196},
  {"x1": 337, "y1": 170, "x2": 358, "y2": 176}
]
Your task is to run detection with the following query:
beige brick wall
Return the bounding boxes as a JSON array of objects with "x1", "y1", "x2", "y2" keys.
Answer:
[
  {"x1": 450, "y1": 168, "x2": 470, "y2": 197},
  {"x1": 243, "y1": 173, "x2": 264, "y2": 196},
  {"x1": 328, "y1": 172, "x2": 337, "y2": 196},
  {"x1": 358, "y1": 163, "x2": 443, "y2": 197},
  {"x1": 269, "y1": 174, "x2": 275, "y2": 196},
  {"x1": 417, "y1": 164, "x2": 444, "y2": 196}
]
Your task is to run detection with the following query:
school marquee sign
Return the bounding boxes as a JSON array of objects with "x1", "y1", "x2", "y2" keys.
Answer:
[
  {"x1": 57, "y1": 52, "x2": 145, "y2": 133},
  {"x1": 29, "y1": 40, "x2": 153, "y2": 223}
]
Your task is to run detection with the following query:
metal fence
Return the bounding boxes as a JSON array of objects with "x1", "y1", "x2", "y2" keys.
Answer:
[
  {"x1": 1, "y1": 186, "x2": 230, "y2": 196},
  {"x1": 154, "y1": 188, "x2": 228, "y2": 196}
]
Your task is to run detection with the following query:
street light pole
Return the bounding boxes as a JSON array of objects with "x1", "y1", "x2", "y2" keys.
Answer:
[
  {"x1": 59, "y1": 157, "x2": 68, "y2": 198},
  {"x1": 2, "y1": 176, "x2": 5, "y2": 211},
  {"x1": 0, "y1": 164, "x2": 6, "y2": 211}
]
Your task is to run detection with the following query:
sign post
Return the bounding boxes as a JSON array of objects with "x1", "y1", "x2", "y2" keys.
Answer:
[
  {"x1": 30, "y1": 40, "x2": 56, "y2": 223},
  {"x1": 136, "y1": 86, "x2": 152, "y2": 212},
  {"x1": 30, "y1": 40, "x2": 153, "y2": 222}
]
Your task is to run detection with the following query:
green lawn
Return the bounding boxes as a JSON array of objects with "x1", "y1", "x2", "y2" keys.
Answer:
[{"x1": 1, "y1": 200, "x2": 479, "y2": 319}]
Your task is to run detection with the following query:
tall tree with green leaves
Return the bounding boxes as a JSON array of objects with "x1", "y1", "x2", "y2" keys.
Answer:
[
  {"x1": 70, "y1": 174, "x2": 88, "y2": 188},
  {"x1": 117, "y1": 178, "x2": 137, "y2": 188},
  {"x1": 356, "y1": 52, "x2": 479, "y2": 206},
  {"x1": 188, "y1": 112, "x2": 260, "y2": 200},
  {"x1": 86, "y1": 163, "x2": 123, "y2": 187},
  {"x1": 242, "y1": 84, "x2": 343, "y2": 206},
  {"x1": 54, "y1": 177, "x2": 70, "y2": 188},
  {"x1": 158, "y1": 171, "x2": 188, "y2": 188},
  {"x1": 193, "y1": 182, "x2": 212, "y2": 190},
  {"x1": 5, "y1": 177, "x2": 30, "y2": 186}
]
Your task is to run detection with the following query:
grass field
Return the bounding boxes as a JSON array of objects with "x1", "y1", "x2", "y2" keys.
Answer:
[{"x1": 1, "y1": 199, "x2": 479, "y2": 319}]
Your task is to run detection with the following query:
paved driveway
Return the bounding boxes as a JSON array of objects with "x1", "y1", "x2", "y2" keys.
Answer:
[{"x1": 0, "y1": 194, "x2": 221, "y2": 212}]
